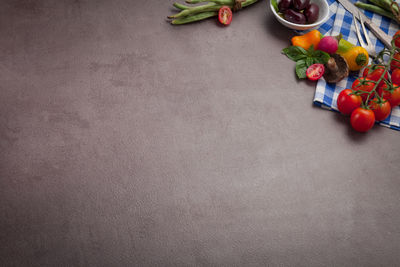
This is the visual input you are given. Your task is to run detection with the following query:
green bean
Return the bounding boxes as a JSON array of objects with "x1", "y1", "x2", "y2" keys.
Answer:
[
  {"x1": 172, "y1": 11, "x2": 218, "y2": 24},
  {"x1": 355, "y1": 2, "x2": 397, "y2": 21},
  {"x1": 368, "y1": 0, "x2": 399, "y2": 14},
  {"x1": 168, "y1": 2, "x2": 220, "y2": 19},
  {"x1": 186, "y1": 0, "x2": 232, "y2": 4},
  {"x1": 173, "y1": 2, "x2": 189, "y2": 10},
  {"x1": 242, "y1": 0, "x2": 259, "y2": 7}
]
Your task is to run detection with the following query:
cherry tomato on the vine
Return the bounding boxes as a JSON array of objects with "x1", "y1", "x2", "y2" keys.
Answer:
[
  {"x1": 393, "y1": 30, "x2": 400, "y2": 48},
  {"x1": 218, "y1": 6, "x2": 232, "y2": 26},
  {"x1": 337, "y1": 89, "x2": 362, "y2": 115},
  {"x1": 391, "y1": 68, "x2": 400, "y2": 85},
  {"x1": 362, "y1": 65, "x2": 388, "y2": 87},
  {"x1": 350, "y1": 107, "x2": 375, "y2": 132},
  {"x1": 378, "y1": 83, "x2": 400, "y2": 107},
  {"x1": 352, "y1": 77, "x2": 376, "y2": 102},
  {"x1": 306, "y1": 64, "x2": 325, "y2": 81},
  {"x1": 369, "y1": 98, "x2": 391, "y2": 121},
  {"x1": 391, "y1": 52, "x2": 400, "y2": 71}
]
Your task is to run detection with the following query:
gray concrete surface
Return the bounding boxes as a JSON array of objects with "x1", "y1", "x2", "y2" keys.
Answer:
[{"x1": 1, "y1": 0, "x2": 400, "y2": 266}]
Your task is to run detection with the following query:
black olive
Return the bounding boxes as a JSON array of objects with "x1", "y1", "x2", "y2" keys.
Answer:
[
  {"x1": 284, "y1": 9, "x2": 306, "y2": 24},
  {"x1": 304, "y1": 3, "x2": 319, "y2": 23},
  {"x1": 292, "y1": 0, "x2": 310, "y2": 11},
  {"x1": 278, "y1": 0, "x2": 293, "y2": 12}
]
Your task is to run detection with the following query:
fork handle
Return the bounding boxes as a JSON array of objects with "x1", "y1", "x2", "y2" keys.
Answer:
[{"x1": 364, "y1": 20, "x2": 393, "y2": 49}]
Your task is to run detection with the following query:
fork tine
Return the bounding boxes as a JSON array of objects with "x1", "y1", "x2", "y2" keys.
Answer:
[
  {"x1": 353, "y1": 14, "x2": 365, "y2": 47},
  {"x1": 358, "y1": 10, "x2": 372, "y2": 46}
]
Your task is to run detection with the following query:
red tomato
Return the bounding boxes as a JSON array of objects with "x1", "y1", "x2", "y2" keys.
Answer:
[
  {"x1": 378, "y1": 83, "x2": 400, "y2": 107},
  {"x1": 369, "y1": 98, "x2": 391, "y2": 121},
  {"x1": 362, "y1": 65, "x2": 388, "y2": 87},
  {"x1": 391, "y1": 52, "x2": 400, "y2": 71},
  {"x1": 306, "y1": 64, "x2": 325, "y2": 81},
  {"x1": 350, "y1": 107, "x2": 375, "y2": 132},
  {"x1": 337, "y1": 89, "x2": 362, "y2": 115},
  {"x1": 351, "y1": 77, "x2": 376, "y2": 102},
  {"x1": 393, "y1": 30, "x2": 400, "y2": 48},
  {"x1": 218, "y1": 6, "x2": 232, "y2": 26},
  {"x1": 391, "y1": 68, "x2": 400, "y2": 85}
]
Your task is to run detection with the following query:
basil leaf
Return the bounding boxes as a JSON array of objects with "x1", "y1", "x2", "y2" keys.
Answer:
[
  {"x1": 307, "y1": 45, "x2": 315, "y2": 56},
  {"x1": 282, "y1": 46, "x2": 308, "y2": 62},
  {"x1": 295, "y1": 59, "x2": 307, "y2": 79},
  {"x1": 306, "y1": 57, "x2": 314, "y2": 67},
  {"x1": 310, "y1": 49, "x2": 330, "y2": 64}
]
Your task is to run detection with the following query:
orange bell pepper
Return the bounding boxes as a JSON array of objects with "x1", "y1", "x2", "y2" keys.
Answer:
[{"x1": 291, "y1": 30, "x2": 322, "y2": 50}]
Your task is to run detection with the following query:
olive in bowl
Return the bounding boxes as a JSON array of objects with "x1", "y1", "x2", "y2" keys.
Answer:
[{"x1": 269, "y1": 0, "x2": 329, "y2": 31}]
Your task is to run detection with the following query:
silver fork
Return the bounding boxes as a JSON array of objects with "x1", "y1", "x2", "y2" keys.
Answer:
[{"x1": 353, "y1": 11, "x2": 377, "y2": 59}]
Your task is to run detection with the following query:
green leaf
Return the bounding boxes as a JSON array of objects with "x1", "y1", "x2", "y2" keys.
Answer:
[
  {"x1": 295, "y1": 59, "x2": 307, "y2": 79},
  {"x1": 282, "y1": 46, "x2": 308, "y2": 62},
  {"x1": 309, "y1": 49, "x2": 330, "y2": 64},
  {"x1": 306, "y1": 57, "x2": 314, "y2": 67},
  {"x1": 271, "y1": 0, "x2": 279, "y2": 12},
  {"x1": 307, "y1": 45, "x2": 315, "y2": 56}
]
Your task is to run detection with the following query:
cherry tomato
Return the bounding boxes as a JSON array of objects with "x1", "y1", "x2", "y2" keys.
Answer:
[
  {"x1": 391, "y1": 52, "x2": 400, "y2": 71},
  {"x1": 337, "y1": 89, "x2": 362, "y2": 115},
  {"x1": 350, "y1": 107, "x2": 375, "y2": 132},
  {"x1": 393, "y1": 30, "x2": 400, "y2": 48},
  {"x1": 362, "y1": 65, "x2": 388, "y2": 87},
  {"x1": 391, "y1": 68, "x2": 400, "y2": 85},
  {"x1": 306, "y1": 64, "x2": 325, "y2": 81},
  {"x1": 369, "y1": 98, "x2": 391, "y2": 121},
  {"x1": 378, "y1": 83, "x2": 400, "y2": 107},
  {"x1": 351, "y1": 77, "x2": 376, "y2": 102},
  {"x1": 218, "y1": 6, "x2": 232, "y2": 26}
]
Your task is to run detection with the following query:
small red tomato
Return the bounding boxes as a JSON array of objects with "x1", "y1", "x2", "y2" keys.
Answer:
[
  {"x1": 337, "y1": 89, "x2": 362, "y2": 115},
  {"x1": 393, "y1": 30, "x2": 400, "y2": 48},
  {"x1": 391, "y1": 68, "x2": 400, "y2": 85},
  {"x1": 350, "y1": 107, "x2": 375, "y2": 132},
  {"x1": 352, "y1": 77, "x2": 376, "y2": 102},
  {"x1": 362, "y1": 65, "x2": 388, "y2": 87},
  {"x1": 218, "y1": 6, "x2": 232, "y2": 26},
  {"x1": 391, "y1": 52, "x2": 400, "y2": 71},
  {"x1": 369, "y1": 98, "x2": 391, "y2": 121},
  {"x1": 306, "y1": 64, "x2": 325, "y2": 81},
  {"x1": 378, "y1": 83, "x2": 400, "y2": 107}
]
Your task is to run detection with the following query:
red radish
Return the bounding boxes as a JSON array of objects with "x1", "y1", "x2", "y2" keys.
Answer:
[{"x1": 317, "y1": 34, "x2": 341, "y2": 54}]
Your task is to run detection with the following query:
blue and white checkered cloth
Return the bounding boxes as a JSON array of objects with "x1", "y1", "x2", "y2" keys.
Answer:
[{"x1": 313, "y1": 0, "x2": 400, "y2": 131}]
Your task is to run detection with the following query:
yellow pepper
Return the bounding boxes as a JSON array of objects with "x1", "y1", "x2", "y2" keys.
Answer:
[
  {"x1": 291, "y1": 30, "x2": 322, "y2": 50},
  {"x1": 337, "y1": 39, "x2": 369, "y2": 71}
]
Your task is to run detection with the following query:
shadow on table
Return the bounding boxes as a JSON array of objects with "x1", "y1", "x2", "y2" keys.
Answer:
[
  {"x1": 264, "y1": 14, "x2": 295, "y2": 43},
  {"x1": 332, "y1": 110, "x2": 385, "y2": 142}
]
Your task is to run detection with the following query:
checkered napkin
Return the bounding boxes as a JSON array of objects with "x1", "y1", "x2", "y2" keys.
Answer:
[{"x1": 313, "y1": 0, "x2": 400, "y2": 131}]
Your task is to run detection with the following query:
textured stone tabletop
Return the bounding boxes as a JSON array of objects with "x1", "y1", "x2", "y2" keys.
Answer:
[{"x1": 1, "y1": 0, "x2": 400, "y2": 266}]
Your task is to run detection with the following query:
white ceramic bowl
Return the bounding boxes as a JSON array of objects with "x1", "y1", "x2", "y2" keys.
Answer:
[{"x1": 269, "y1": 0, "x2": 330, "y2": 31}]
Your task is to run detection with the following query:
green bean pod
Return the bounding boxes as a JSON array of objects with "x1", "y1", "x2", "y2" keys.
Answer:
[
  {"x1": 368, "y1": 0, "x2": 399, "y2": 14},
  {"x1": 172, "y1": 11, "x2": 219, "y2": 24},
  {"x1": 355, "y1": 2, "x2": 397, "y2": 21}
]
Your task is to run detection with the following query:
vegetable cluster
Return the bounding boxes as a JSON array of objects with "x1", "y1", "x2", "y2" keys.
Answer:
[
  {"x1": 336, "y1": 31, "x2": 400, "y2": 132},
  {"x1": 168, "y1": 0, "x2": 259, "y2": 25},
  {"x1": 282, "y1": 30, "x2": 369, "y2": 80}
]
